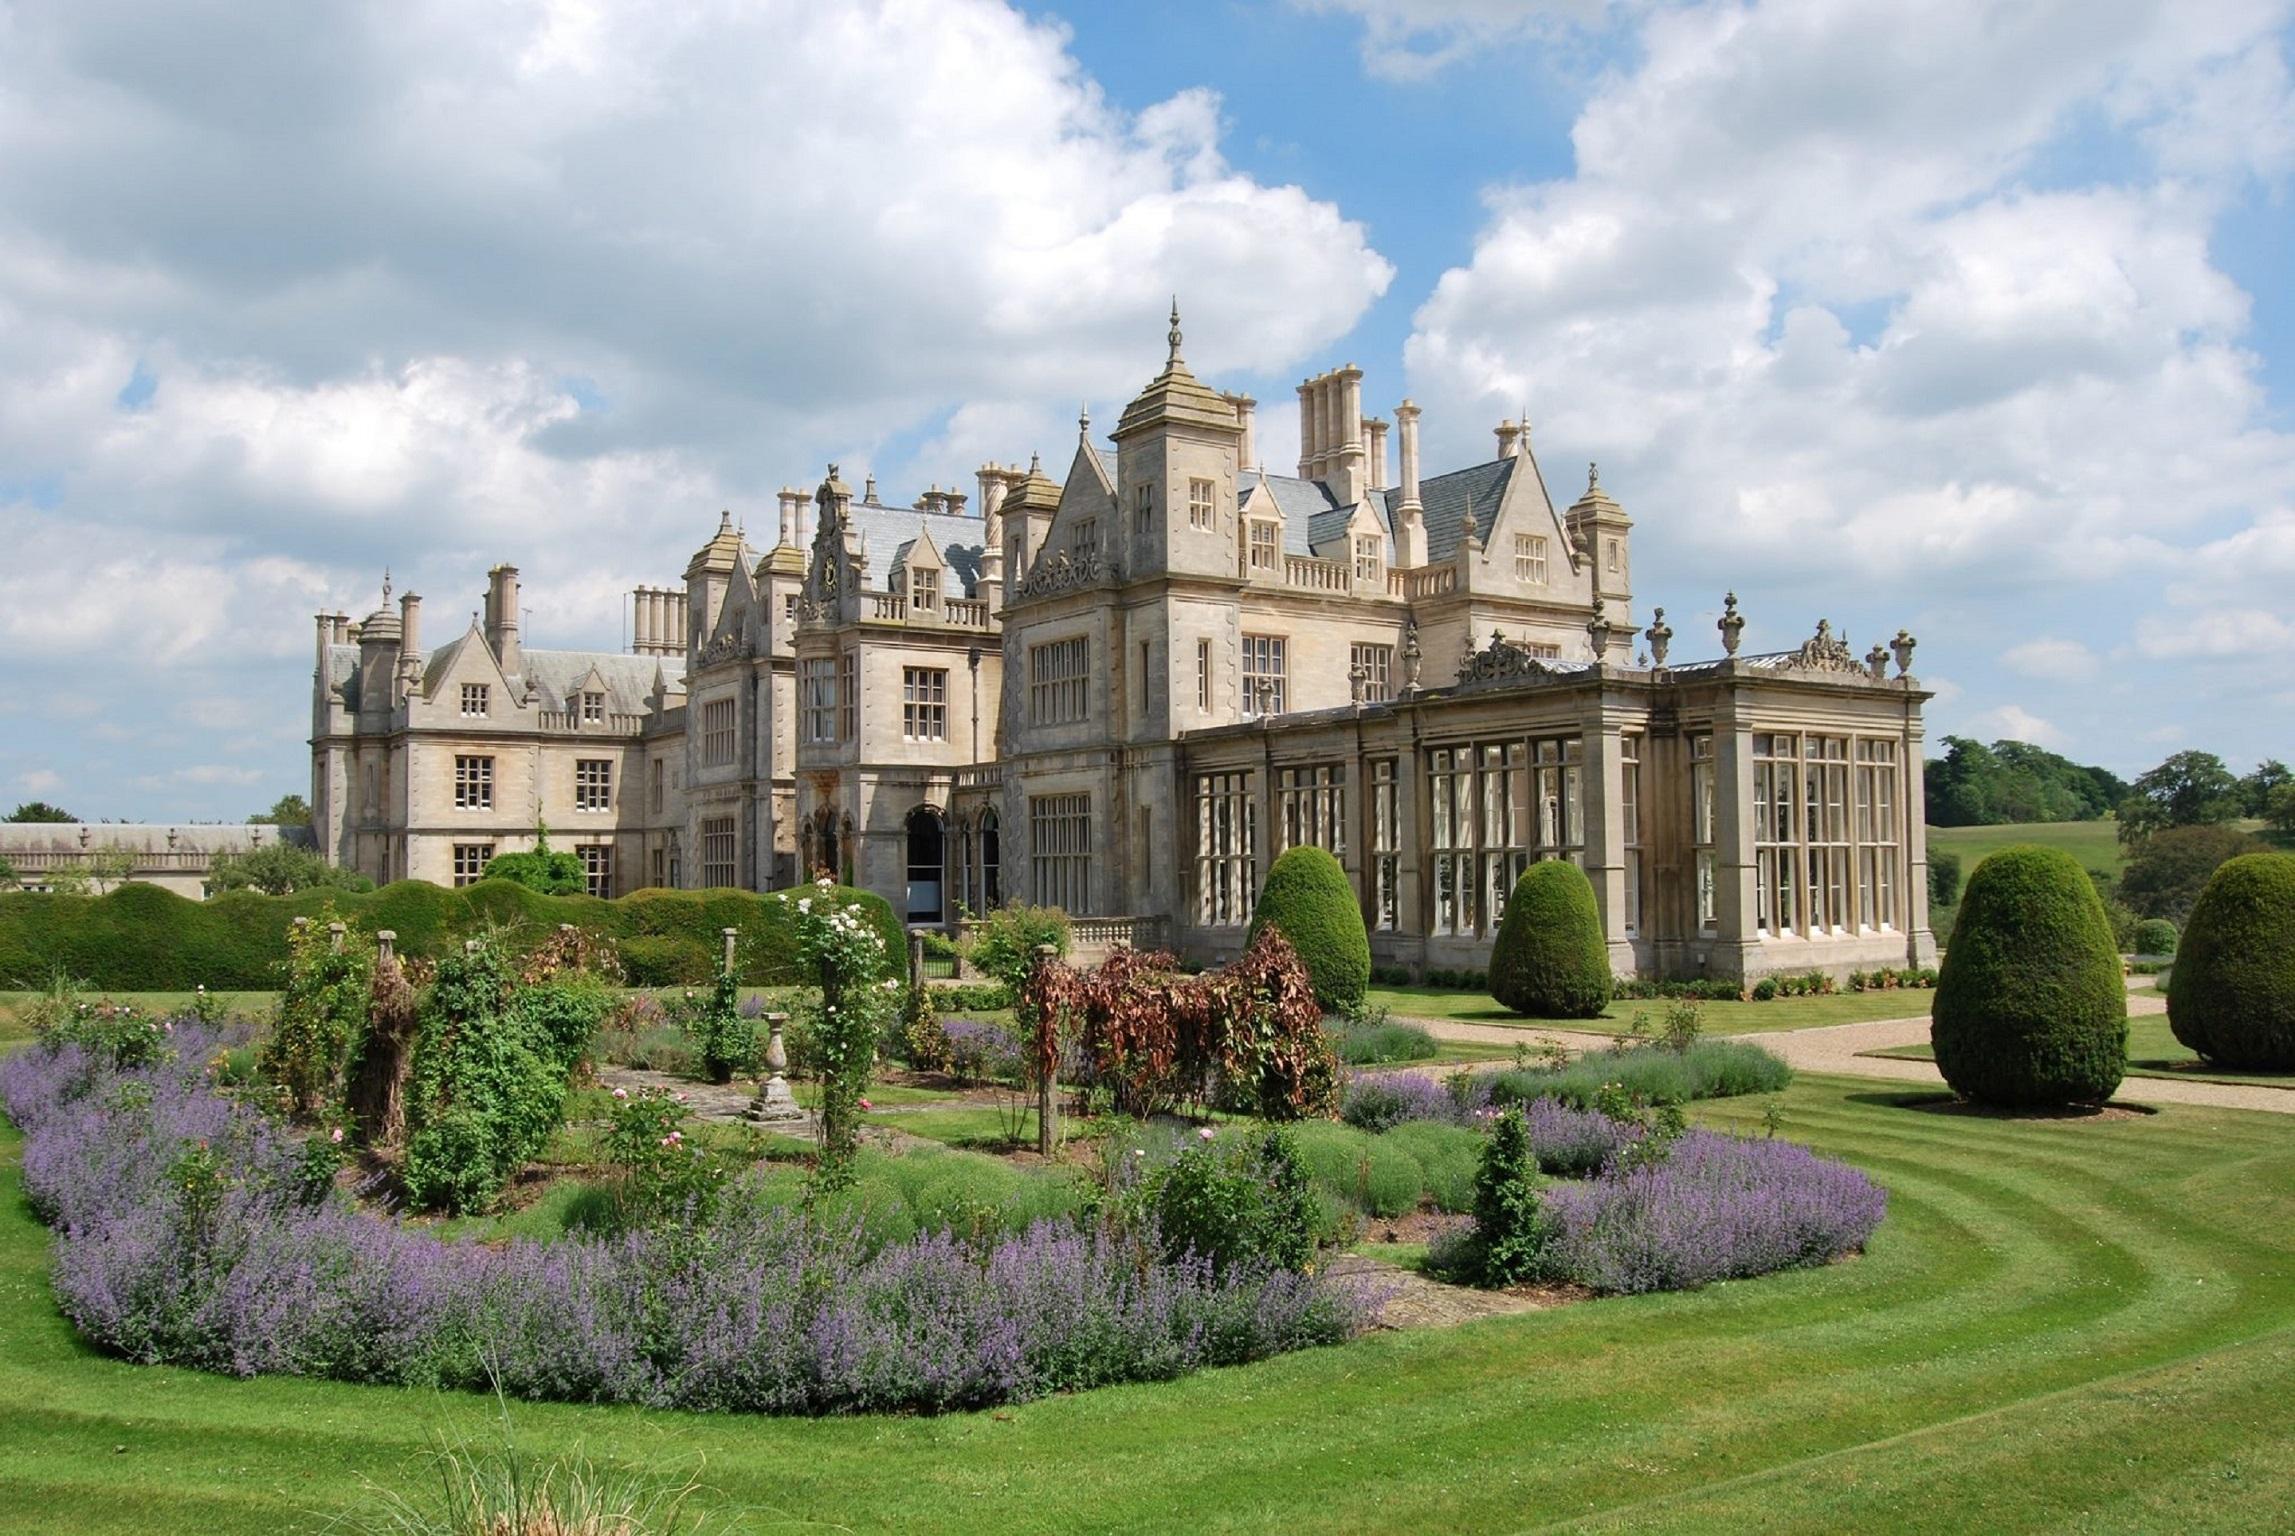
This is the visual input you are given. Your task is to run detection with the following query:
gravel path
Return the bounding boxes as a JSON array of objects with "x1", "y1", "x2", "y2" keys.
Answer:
[{"x1": 1400, "y1": 989, "x2": 2295, "y2": 1117}]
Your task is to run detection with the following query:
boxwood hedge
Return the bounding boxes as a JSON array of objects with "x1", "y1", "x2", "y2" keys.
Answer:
[
  {"x1": 0, "y1": 879, "x2": 902, "y2": 991},
  {"x1": 1931, "y1": 844, "x2": 2126, "y2": 1107},
  {"x1": 2167, "y1": 852, "x2": 2295, "y2": 1070},
  {"x1": 1246, "y1": 846, "x2": 1370, "y2": 1011}
]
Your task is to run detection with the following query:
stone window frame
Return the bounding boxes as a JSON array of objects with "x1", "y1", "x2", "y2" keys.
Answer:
[
  {"x1": 1513, "y1": 533, "x2": 1548, "y2": 584},
  {"x1": 1370, "y1": 758, "x2": 1400, "y2": 932},
  {"x1": 909, "y1": 567, "x2": 939, "y2": 613},
  {"x1": 800, "y1": 659, "x2": 836, "y2": 744},
  {"x1": 1353, "y1": 535, "x2": 1382, "y2": 585},
  {"x1": 1132, "y1": 482, "x2": 1154, "y2": 538},
  {"x1": 649, "y1": 756, "x2": 666, "y2": 814},
  {"x1": 902, "y1": 666, "x2": 948, "y2": 742},
  {"x1": 1276, "y1": 763, "x2": 1345, "y2": 858},
  {"x1": 1621, "y1": 733, "x2": 1643, "y2": 937},
  {"x1": 839, "y1": 649, "x2": 858, "y2": 741},
  {"x1": 1029, "y1": 792, "x2": 1092, "y2": 915},
  {"x1": 574, "y1": 758, "x2": 612, "y2": 813},
  {"x1": 460, "y1": 683, "x2": 490, "y2": 718},
  {"x1": 1691, "y1": 734, "x2": 1718, "y2": 932},
  {"x1": 577, "y1": 844, "x2": 612, "y2": 899},
  {"x1": 1194, "y1": 771, "x2": 1256, "y2": 927},
  {"x1": 1427, "y1": 736, "x2": 1582, "y2": 939},
  {"x1": 581, "y1": 691, "x2": 605, "y2": 724},
  {"x1": 453, "y1": 754, "x2": 494, "y2": 811},
  {"x1": 1247, "y1": 518, "x2": 1279, "y2": 572},
  {"x1": 1351, "y1": 642, "x2": 1392, "y2": 702},
  {"x1": 451, "y1": 843, "x2": 494, "y2": 887},
  {"x1": 1855, "y1": 740, "x2": 1902, "y2": 932},
  {"x1": 1240, "y1": 632, "x2": 1286, "y2": 715},
  {"x1": 1188, "y1": 477, "x2": 1214, "y2": 530},
  {"x1": 700, "y1": 815, "x2": 737, "y2": 888},
  {"x1": 701, "y1": 697, "x2": 738, "y2": 766},
  {"x1": 1027, "y1": 635, "x2": 1090, "y2": 726},
  {"x1": 1195, "y1": 637, "x2": 1211, "y2": 712}
]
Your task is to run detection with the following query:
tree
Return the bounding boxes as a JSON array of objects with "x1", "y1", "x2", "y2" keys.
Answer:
[
  {"x1": 2267, "y1": 781, "x2": 2295, "y2": 839},
  {"x1": 1246, "y1": 845, "x2": 1370, "y2": 1011},
  {"x1": 1928, "y1": 851, "x2": 1963, "y2": 910},
  {"x1": 2118, "y1": 824, "x2": 2270, "y2": 924},
  {"x1": 2117, "y1": 751, "x2": 2242, "y2": 847},
  {"x1": 86, "y1": 848, "x2": 136, "y2": 894},
  {"x1": 249, "y1": 794, "x2": 313, "y2": 827},
  {"x1": 1930, "y1": 844, "x2": 2126, "y2": 1107},
  {"x1": 1925, "y1": 737, "x2": 2126, "y2": 827},
  {"x1": 5, "y1": 801, "x2": 76, "y2": 823},
  {"x1": 1487, "y1": 860, "x2": 1611, "y2": 1019},
  {"x1": 0, "y1": 853, "x2": 17, "y2": 890},
  {"x1": 208, "y1": 842, "x2": 373, "y2": 896},
  {"x1": 2168, "y1": 853, "x2": 2295, "y2": 1070}
]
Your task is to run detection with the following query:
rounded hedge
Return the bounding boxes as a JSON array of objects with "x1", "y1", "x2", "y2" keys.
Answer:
[
  {"x1": 2130, "y1": 917, "x2": 2179, "y2": 957},
  {"x1": 1488, "y1": 860, "x2": 1611, "y2": 1020},
  {"x1": 1247, "y1": 846, "x2": 1370, "y2": 1011},
  {"x1": 0, "y1": 878, "x2": 903, "y2": 991},
  {"x1": 1931, "y1": 844, "x2": 2126, "y2": 1106},
  {"x1": 2167, "y1": 852, "x2": 2295, "y2": 1070}
]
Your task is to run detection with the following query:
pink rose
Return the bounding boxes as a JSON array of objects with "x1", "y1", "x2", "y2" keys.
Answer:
[
  {"x1": 1197, "y1": 1127, "x2": 1216, "y2": 1142},
  {"x1": 329, "y1": 1127, "x2": 344, "y2": 1145},
  {"x1": 612, "y1": 1087, "x2": 629, "y2": 1100},
  {"x1": 858, "y1": 1097, "x2": 873, "y2": 1110}
]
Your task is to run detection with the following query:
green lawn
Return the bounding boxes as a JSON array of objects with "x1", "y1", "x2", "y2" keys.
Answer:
[
  {"x1": 1366, "y1": 984, "x2": 1933, "y2": 1035},
  {"x1": 1928, "y1": 818, "x2": 2128, "y2": 881},
  {"x1": 7, "y1": 1076, "x2": 2295, "y2": 1532},
  {"x1": 1865, "y1": 1013, "x2": 2295, "y2": 1091}
]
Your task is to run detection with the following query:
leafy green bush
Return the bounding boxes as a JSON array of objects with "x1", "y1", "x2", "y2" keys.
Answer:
[
  {"x1": 1133, "y1": 1126, "x2": 1319, "y2": 1274},
  {"x1": 1328, "y1": 1008, "x2": 1437, "y2": 1065},
  {"x1": 1246, "y1": 847, "x2": 1370, "y2": 1011},
  {"x1": 963, "y1": 902, "x2": 1071, "y2": 992},
  {"x1": 402, "y1": 939, "x2": 612, "y2": 1212},
  {"x1": 1929, "y1": 850, "x2": 1964, "y2": 910},
  {"x1": 2119, "y1": 824, "x2": 2271, "y2": 923},
  {"x1": 927, "y1": 981, "x2": 1013, "y2": 1012},
  {"x1": 1931, "y1": 844, "x2": 2126, "y2": 1107},
  {"x1": 2131, "y1": 918, "x2": 2179, "y2": 957},
  {"x1": 0, "y1": 878, "x2": 900, "y2": 990},
  {"x1": 206, "y1": 842, "x2": 373, "y2": 896},
  {"x1": 258, "y1": 913, "x2": 374, "y2": 1119},
  {"x1": 1483, "y1": 1039, "x2": 1791, "y2": 1110},
  {"x1": 1488, "y1": 861, "x2": 1611, "y2": 1018},
  {"x1": 1437, "y1": 1106, "x2": 1552, "y2": 1287},
  {"x1": 2167, "y1": 853, "x2": 2295, "y2": 1070}
]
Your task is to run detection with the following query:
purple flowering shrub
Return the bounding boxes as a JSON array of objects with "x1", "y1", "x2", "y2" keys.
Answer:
[
  {"x1": 939, "y1": 1018, "x2": 1024, "y2": 1086},
  {"x1": 0, "y1": 1026, "x2": 1376, "y2": 1414},
  {"x1": 1541, "y1": 1131, "x2": 1886, "y2": 1293},
  {"x1": 1341, "y1": 1072, "x2": 1631, "y2": 1176}
]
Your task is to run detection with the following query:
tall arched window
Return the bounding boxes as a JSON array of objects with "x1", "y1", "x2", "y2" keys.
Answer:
[
  {"x1": 979, "y1": 808, "x2": 1001, "y2": 910},
  {"x1": 904, "y1": 806, "x2": 945, "y2": 923}
]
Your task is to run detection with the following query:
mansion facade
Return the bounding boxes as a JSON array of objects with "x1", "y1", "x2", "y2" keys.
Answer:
[{"x1": 312, "y1": 315, "x2": 1936, "y2": 983}]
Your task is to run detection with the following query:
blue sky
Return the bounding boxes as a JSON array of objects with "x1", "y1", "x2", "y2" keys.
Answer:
[{"x1": 1, "y1": 0, "x2": 2291, "y2": 820}]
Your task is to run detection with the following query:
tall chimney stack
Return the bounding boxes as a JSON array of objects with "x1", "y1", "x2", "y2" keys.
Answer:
[
  {"x1": 1222, "y1": 393, "x2": 1257, "y2": 471},
  {"x1": 485, "y1": 565, "x2": 522, "y2": 678},
  {"x1": 1495, "y1": 420, "x2": 1520, "y2": 460},
  {"x1": 1334, "y1": 365, "x2": 1366, "y2": 505},
  {"x1": 1394, "y1": 400, "x2": 1426, "y2": 567},
  {"x1": 1296, "y1": 378, "x2": 1315, "y2": 479},
  {"x1": 1364, "y1": 418, "x2": 1389, "y2": 492},
  {"x1": 397, "y1": 591, "x2": 423, "y2": 703},
  {"x1": 776, "y1": 490, "x2": 797, "y2": 548}
]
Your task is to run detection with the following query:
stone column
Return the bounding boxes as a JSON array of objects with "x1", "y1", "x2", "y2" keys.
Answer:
[
  {"x1": 1580, "y1": 707, "x2": 1632, "y2": 974},
  {"x1": 1713, "y1": 704, "x2": 1760, "y2": 986}
]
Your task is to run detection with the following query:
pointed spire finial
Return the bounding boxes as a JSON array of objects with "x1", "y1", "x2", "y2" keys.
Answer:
[
  {"x1": 381, "y1": 568, "x2": 392, "y2": 606},
  {"x1": 1588, "y1": 461, "x2": 1600, "y2": 490},
  {"x1": 1029, "y1": 450, "x2": 1041, "y2": 474},
  {"x1": 1168, "y1": 296, "x2": 1182, "y2": 362},
  {"x1": 1078, "y1": 402, "x2": 1091, "y2": 439}
]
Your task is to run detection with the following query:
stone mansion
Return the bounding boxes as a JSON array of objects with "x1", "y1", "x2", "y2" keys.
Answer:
[{"x1": 311, "y1": 314, "x2": 1937, "y2": 983}]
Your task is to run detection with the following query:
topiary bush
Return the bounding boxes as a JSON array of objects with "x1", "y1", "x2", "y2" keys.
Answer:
[
  {"x1": 2130, "y1": 917, "x2": 2179, "y2": 957},
  {"x1": 1487, "y1": 860, "x2": 1611, "y2": 1019},
  {"x1": 1246, "y1": 846, "x2": 1370, "y2": 1012},
  {"x1": 2166, "y1": 852, "x2": 2295, "y2": 1070},
  {"x1": 1930, "y1": 844, "x2": 2126, "y2": 1107}
]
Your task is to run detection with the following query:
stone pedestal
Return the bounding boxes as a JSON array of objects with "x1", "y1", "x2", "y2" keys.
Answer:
[{"x1": 746, "y1": 1011, "x2": 808, "y2": 1124}]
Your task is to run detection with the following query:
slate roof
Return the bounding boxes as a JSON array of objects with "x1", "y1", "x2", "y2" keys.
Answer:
[
  {"x1": 352, "y1": 635, "x2": 687, "y2": 714},
  {"x1": 847, "y1": 502, "x2": 987, "y2": 596},
  {"x1": 1379, "y1": 457, "x2": 1515, "y2": 561}
]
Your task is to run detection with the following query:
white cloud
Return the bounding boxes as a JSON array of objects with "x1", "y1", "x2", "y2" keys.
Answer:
[
  {"x1": 2133, "y1": 606, "x2": 2295, "y2": 659},
  {"x1": 1963, "y1": 704, "x2": 2068, "y2": 749},
  {"x1": 1288, "y1": 0, "x2": 1608, "y2": 80},
  {"x1": 0, "y1": 0, "x2": 1395, "y2": 815},
  {"x1": 2001, "y1": 638, "x2": 2099, "y2": 681},
  {"x1": 17, "y1": 769, "x2": 62, "y2": 796}
]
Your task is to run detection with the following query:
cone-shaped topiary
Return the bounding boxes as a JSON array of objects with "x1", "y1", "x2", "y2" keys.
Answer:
[
  {"x1": 2167, "y1": 852, "x2": 2295, "y2": 1069},
  {"x1": 1247, "y1": 845, "x2": 1370, "y2": 1011},
  {"x1": 1931, "y1": 844, "x2": 2126, "y2": 1106},
  {"x1": 1488, "y1": 860, "x2": 1612, "y2": 1019}
]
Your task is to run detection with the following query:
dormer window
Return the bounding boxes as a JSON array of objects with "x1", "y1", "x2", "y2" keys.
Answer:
[
  {"x1": 1248, "y1": 520, "x2": 1278, "y2": 571},
  {"x1": 1514, "y1": 534, "x2": 1548, "y2": 584},
  {"x1": 910, "y1": 567, "x2": 939, "y2": 611},
  {"x1": 460, "y1": 683, "x2": 489, "y2": 718},
  {"x1": 1073, "y1": 517, "x2": 1096, "y2": 552},
  {"x1": 581, "y1": 691, "x2": 605, "y2": 724},
  {"x1": 1133, "y1": 483, "x2": 1153, "y2": 537},
  {"x1": 1354, "y1": 535, "x2": 1383, "y2": 584}
]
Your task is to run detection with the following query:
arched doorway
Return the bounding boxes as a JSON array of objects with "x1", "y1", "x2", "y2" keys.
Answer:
[{"x1": 905, "y1": 806, "x2": 946, "y2": 923}]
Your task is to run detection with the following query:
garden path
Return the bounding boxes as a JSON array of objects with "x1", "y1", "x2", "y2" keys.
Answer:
[
  {"x1": 1398, "y1": 995, "x2": 2295, "y2": 1117},
  {"x1": 1322, "y1": 1253, "x2": 1578, "y2": 1329}
]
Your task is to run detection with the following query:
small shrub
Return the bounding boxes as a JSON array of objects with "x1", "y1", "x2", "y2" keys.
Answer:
[
  {"x1": 929, "y1": 981, "x2": 1013, "y2": 1012},
  {"x1": 1247, "y1": 847, "x2": 1371, "y2": 1011},
  {"x1": 33, "y1": 995, "x2": 169, "y2": 1071},
  {"x1": 1138, "y1": 1126, "x2": 1319, "y2": 1274},
  {"x1": 259, "y1": 913, "x2": 374, "y2": 1120},
  {"x1": 965, "y1": 902, "x2": 1071, "y2": 992},
  {"x1": 599, "y1": 1086, "x2": 736, "y2": 1231},
  {"x1": 1483, "y1": 1040, "x2": 1791, "y2": 1110},
  {"x1": 2167, "y1": 852, "x2": 2295, "y2": 1069},
  {"x1": 1931, "y1": 844, "x2": 2126, "y2": 1107},
  {"x1": 1287, "y1": 1120, "x2": 1427, "y2": 1219},
  {"x1": 1488, "y1": 861, "x2": 1611, "y2": 1018},
  {"x1": 1328, "y1": 1007, "x2": 1438, "y2": 1065},
  {"x1": 2131, "y1": 917, "x2": 2179, "y2": 957},
  {"x1": 1379, "y1": 1121, "x2": 1481, "y2": 1213},
  {"x1": 1465, "y1": 1107, "x2": 1552, "y2": 1287}
]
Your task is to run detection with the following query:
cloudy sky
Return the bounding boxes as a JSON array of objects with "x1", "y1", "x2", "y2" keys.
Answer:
[{"x1": 3, "y1": 0, "x2": 2291, "y2": 819}]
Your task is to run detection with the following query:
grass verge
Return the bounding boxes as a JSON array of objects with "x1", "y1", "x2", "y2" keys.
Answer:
[{"x1": 1864, "y1": 1014, "x2": 2295, "y2": 1091}]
